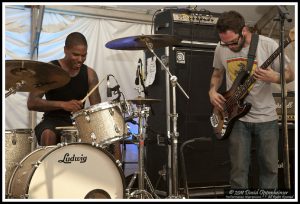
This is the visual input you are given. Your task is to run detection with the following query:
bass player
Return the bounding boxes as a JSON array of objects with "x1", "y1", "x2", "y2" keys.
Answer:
[{"x1": 208, "y1": 10, "x2": 294, "y2": 189}]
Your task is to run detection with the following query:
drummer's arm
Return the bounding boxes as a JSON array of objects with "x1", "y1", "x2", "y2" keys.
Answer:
[
  {"x1": 87, "y1": 67, "x2": 101, "y2": 105},
  {"x1": 27, "y1": 91, "x2": 82, "y2": 112}
]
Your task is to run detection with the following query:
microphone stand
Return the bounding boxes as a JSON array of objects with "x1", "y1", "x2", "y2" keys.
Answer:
[
  {"x1": 143, "y1": 38, "x2": 189, "y2": 198},
  {"x1": 274, "y1": 6, "x2": 292, "y2": 190}
]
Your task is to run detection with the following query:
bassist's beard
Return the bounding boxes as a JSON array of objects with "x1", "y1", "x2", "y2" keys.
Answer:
[{"x1": 230, "y1": 36, "x2": 246, "y2": 53}]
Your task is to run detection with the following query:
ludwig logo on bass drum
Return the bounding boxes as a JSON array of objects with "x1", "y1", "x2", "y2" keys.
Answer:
[{"x1": 58, "y1": 153, "x2": 87, "y2": 164}]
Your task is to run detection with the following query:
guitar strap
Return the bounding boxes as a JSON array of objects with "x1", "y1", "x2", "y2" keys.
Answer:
[{"x1": 246, "y1": 33, "x2": 259, "y2": 73}]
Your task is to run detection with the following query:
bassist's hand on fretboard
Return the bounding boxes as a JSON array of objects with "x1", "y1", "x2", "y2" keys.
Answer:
[{"x1": 253, "y1": 67, "x2": 279, "y2": 83}]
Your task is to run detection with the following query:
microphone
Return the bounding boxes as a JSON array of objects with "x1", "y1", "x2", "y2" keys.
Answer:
[
  {"x1": 135, "y1": 58, "x2": 142, "y2": 85},
  {"x1": 135, "y1": 66, "x2": 140, "y2": 85},
  {"x1": 111, "y1": 85, "x2": 120, "y2": 92},
  {"x1": 110, "y1": 84, "x2": 121, "y2": 101},
  {"x1": 139, "y1": 58, "x2": 143, "y2": 80},
  {"x1": 107, "y1": 75, "x2": 112, "y2": 97}
]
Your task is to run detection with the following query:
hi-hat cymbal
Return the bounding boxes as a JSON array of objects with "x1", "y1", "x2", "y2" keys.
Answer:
[
  {"x1": 128, "y1": 96, "x2": 161, "y2": 105},
  {"x1": 5, "y1": 60, "x2": 70, "y2": 92},
  {"x1": 105, "y1": 34, "x2": 182, "y2": 50}
]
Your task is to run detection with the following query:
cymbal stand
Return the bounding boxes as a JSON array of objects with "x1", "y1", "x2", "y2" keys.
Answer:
[
  {"x1": 126, "y1": 105, "x2": 159, "y2": 199},
  {"x1": 5, "y1": 80, "x2": 26, "y2": 98},
  {"x1": 143, "y1": 39, "x2": 189, "y2": 198}
]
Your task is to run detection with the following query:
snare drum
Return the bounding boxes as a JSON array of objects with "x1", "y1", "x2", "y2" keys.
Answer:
[
  {"x1": 5, "y1": 129, "x2": 33, "y2": 196},
  {"x1": 55, "y1": 126, "x2": 79, "y2": 143},
  {"x1": 8, "y1": 143, "x2": 125, "y2": 199},
  {"x1": 72, "y1": 101, "x2": 128, "y2": 146}
]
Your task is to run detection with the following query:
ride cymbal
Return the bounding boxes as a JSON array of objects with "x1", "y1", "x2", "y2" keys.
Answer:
[{"x1": 105, "y1": 34, "x2": 182, "y2": 50}]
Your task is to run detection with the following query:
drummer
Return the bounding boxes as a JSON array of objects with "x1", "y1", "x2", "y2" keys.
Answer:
[{"x1": 27, "y1": 32, "x2": 101, "y2": 146}]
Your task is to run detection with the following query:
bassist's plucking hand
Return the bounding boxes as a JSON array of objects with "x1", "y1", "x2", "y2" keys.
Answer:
[{"x1": 209, "y1": 89, "x2": 226, "y2": 111}]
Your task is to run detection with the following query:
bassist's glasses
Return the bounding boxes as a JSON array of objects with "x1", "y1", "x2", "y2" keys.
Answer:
[{"x1": 220, "y1": 34, "x2": 242, "y2": 47}]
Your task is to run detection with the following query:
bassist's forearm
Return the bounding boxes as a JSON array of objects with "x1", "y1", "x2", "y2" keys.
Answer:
[{"x1": 209, "y1": 68, "x2": 224, "y2": 93}]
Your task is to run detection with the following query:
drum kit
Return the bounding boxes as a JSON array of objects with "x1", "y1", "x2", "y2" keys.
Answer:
[{"x1": 5, "y1": 34, "x2": 187, "y2": 199}]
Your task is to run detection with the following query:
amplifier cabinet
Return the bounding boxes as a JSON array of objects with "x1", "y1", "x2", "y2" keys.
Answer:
[{"x1": 154, "y1": 9, "x2": 220, "y2": 43}]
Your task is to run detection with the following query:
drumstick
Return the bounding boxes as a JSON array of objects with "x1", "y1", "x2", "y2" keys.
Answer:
[{"x1": 81, "y1": 76, "x2": 106, "y2": 103}]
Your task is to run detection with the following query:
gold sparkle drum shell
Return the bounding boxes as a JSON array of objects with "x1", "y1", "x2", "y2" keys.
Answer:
[
  {"x1": 5, "y1": 129, "x2": 33, "y2": 196},
  {"x1": 72, "y1": 101, "x2": 128, "y2": 146}
]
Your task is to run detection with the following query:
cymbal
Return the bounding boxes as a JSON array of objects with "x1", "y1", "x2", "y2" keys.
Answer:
[
  {"x1": 105, "y1": 34, "x2": 182, "y2": 50},
  {"x1": 128, "y1": 96, "x2": 161, "y2": 105},
  {"x1": 5, "y1": 60, "x2": 70, "y2": 92}
]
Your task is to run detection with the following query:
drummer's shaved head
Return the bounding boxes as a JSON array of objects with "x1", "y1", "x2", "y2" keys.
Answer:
[{"x1": 65, "y1": 32, "x2": 88, "y2": 48}]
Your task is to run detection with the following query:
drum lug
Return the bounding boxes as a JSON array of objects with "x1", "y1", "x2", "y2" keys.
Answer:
[
  {"x1": 109, "y1": 108, "x2": 114, "y2": 116},
  {"x1": 16, "y1": 162, "x2": 23, "y2": 168},
  {"x1": 21, "y1": 194, "x2": 29, "y2": 199},
  {"x1": 99, "y1": 143, "x2": 106, "y2": 148},
  {"x1": 12, "y1": 138, "x2": 17, "y2": 145},
  {"x1": 90, "y1": 132, "x2": 97, "y2": 141},
  {"x1": 33, "y1": 160, "x2": 42, "y2": 168},
  {"x1": 114, "y1": 124, "x2": 120, "y2": 133},
  {"x1": 115, "y1": 159, "x2": 122, "y2": 167},
  {"x1": 84, "y1": 111, "x2": 90, "y2": 122},
  {"x1": 28, "y1": 136, "x2": 33, "y2": 143},
  {"x1": 12, "y1": 131, "x2": 17, "y2": 145}
]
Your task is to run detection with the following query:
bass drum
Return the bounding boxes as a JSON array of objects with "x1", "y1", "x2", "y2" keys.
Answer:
[{"x1": 8, "y1": 143, "x2": 125, "y2": 199}]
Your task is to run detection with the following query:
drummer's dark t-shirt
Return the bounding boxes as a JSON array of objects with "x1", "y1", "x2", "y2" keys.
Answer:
[{"x1": 43, "y1": 60, "x2": 89, "y2": 120}]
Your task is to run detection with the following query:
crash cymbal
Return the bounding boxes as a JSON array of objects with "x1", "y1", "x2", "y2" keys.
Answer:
[
  {"x1": 128, "y1": 96, "x2": 161, "y2": 105},
  {"x1": 5, "y1": 60, "x2": 70, "y2": 92},
  {"x1": 105, "y1": 34, "x2": 182, "y2": 50}
]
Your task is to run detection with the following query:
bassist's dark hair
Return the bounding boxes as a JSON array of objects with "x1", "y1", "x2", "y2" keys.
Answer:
[{"x1": 216, "y1": 10, "x2": 245, "y2": 34}]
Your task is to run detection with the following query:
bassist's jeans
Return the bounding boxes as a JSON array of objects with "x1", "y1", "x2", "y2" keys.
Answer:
[{"x1": 228, "y1": 120, "x2": 279, "y2": 189}]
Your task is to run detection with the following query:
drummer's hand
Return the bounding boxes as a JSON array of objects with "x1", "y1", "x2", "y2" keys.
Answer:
[{"x1": 62, "y1": 100, "x2": 83, "y2": 112}]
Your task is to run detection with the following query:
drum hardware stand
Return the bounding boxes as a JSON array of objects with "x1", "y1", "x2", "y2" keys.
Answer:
[
  {"x1": 5, "y1": 80, "x2": 26, "y2": 98},
  {"x1": 143, "y1": 39, "x2": 189, "y2": 198},
  {"x1": 274, "y1": 6, "x2": 293, "y2": 190},
  {"x1": 125, "y1": 105, "x2": 159, "y2": 199}
]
